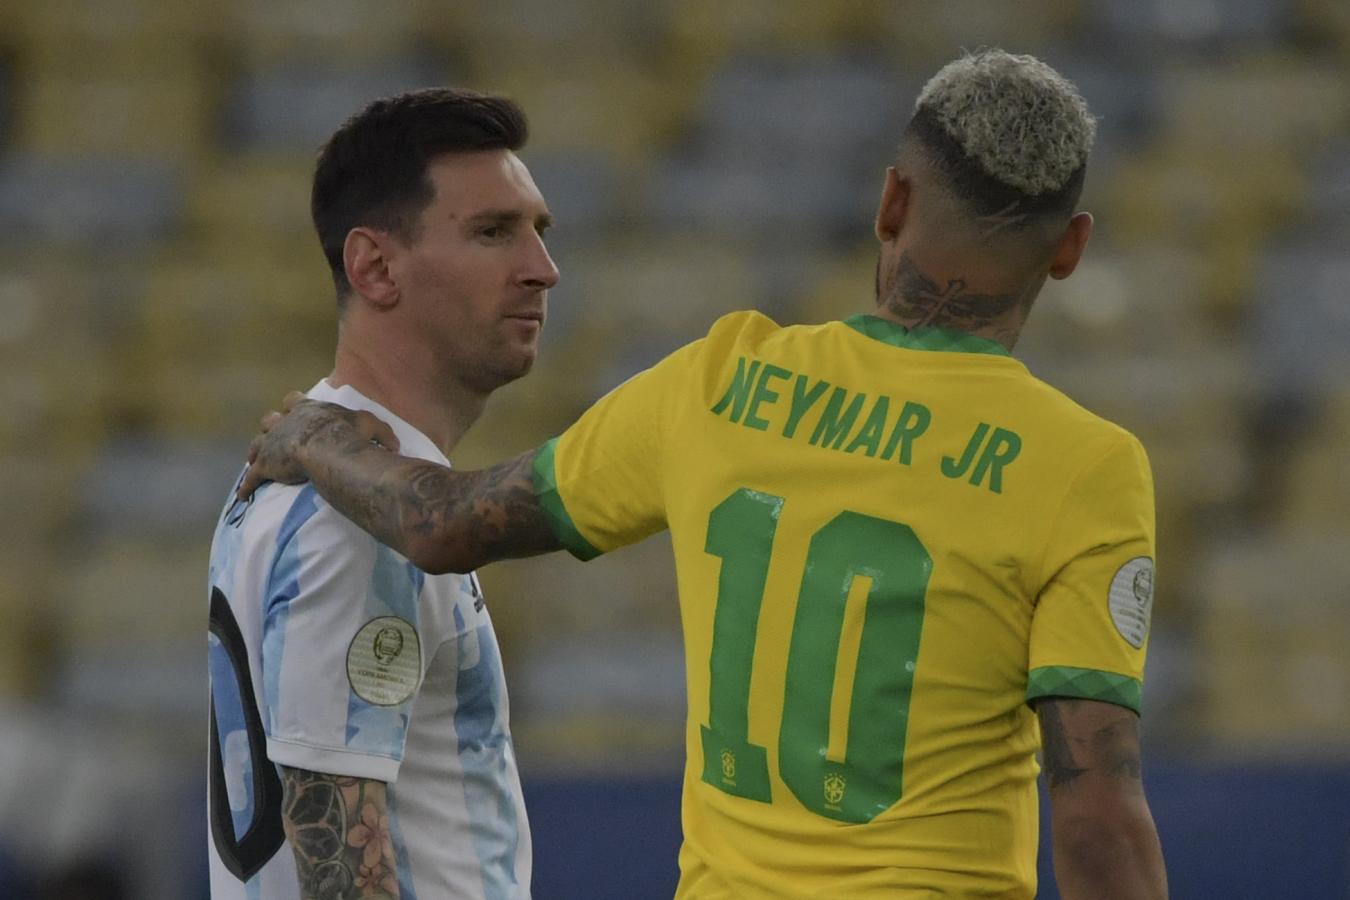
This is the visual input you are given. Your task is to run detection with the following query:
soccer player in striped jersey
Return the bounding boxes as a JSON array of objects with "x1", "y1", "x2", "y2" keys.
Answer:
[
  {"x1": 207, "y1": 88, "x2": 557, "y2": 899},
  {"x1": 240, "y1": 51, "x2": 1168, "y2": 899}
]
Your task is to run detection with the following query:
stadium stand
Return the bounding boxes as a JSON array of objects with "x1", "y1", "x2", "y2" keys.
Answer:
[{"x1": 0, "y1": 1, "x2": 1346, "y2": 894}]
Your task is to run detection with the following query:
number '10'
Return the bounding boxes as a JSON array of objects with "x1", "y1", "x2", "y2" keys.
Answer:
[{"x1": 699, "y1": 488, "x2": 931, "y2": 823}]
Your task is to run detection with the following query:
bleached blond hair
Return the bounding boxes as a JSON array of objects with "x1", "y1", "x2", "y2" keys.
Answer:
[{"x1": 914, "y1": 49, "x2": 1096, "y2": 197}]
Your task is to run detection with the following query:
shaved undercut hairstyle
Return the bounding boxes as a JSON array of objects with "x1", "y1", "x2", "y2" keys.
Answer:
[
  {"x1": 311, "y1": 87, "x2": 529, "y2": 306},
  {"x1": 903, "y1": 49, "x2": 1096, "y2": 226}
]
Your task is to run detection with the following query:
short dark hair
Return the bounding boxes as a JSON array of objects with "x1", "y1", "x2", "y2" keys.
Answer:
[
  {"x1": 904, "y1": 104, "x2": 1085, "y2": 222},
  {"x1": 311, "y1": 87, "x2": 528, "y2": 302}
]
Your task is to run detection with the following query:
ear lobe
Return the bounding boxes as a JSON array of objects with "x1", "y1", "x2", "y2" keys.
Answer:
[
  {"x1": 874, "y1": 168, "x2": 911, "y2": 243},
  {"x1": 1048, "y1": 211, "x2": 1093, "y2": 281},
  {"x1": 343, "y1": 227, "x2": 400, "y2": 308}
]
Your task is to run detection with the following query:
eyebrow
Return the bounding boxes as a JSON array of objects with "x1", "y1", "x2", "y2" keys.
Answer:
[{"x1": 465, "y1": 209, "x2": 554, "y2": 232}]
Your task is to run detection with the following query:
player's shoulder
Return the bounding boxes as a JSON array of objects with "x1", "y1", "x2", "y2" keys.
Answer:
[
  {"x1": 229, "y1": 480, "x2": 383, "y2": 559},
  {"x1": 703, "y1": 309, "x2": 784, "y2": 348},
  {"x1": 1018, "y1": 369, "x2": 1148, "y2": 466},
  {"x1": 696, "y1": 309, "x2": 842, "y2": 366}
]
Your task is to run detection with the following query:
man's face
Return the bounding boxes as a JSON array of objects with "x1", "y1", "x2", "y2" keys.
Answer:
[{"x1": 391, "y1": 150, "x2": 558, "y2": 395}]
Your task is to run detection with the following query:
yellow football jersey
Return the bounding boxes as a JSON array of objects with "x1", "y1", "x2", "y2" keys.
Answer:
[{"x1": 532, "y1": 311, "x2": 1156, "y2": 899}]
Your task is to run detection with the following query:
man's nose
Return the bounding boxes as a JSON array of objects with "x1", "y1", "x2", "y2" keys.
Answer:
[{"x1": 521, "y1": 233, "x2": 560, "y2": 290}]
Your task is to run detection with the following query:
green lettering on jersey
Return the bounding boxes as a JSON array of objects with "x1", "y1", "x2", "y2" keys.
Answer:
[
  {"x1": 810, "y1": 388, "x2": 867, "y2": 450},
  {"x1": 743, "y1": 364, "x2": 792, "y2": 432},
  {"x1": 968, "y1": 427, "x2": 1021, "y2": 494},
  {"x1": 783, "y1": 375, "x2": 831, "y2": 439},
  {"x1": 941, "y1": 423, "x2": 990, "y2": 480},
  {"x1": 843, "y1": 396, "x2": 890, "y2": 457},
  {"x1": 880, "y1": 401, "x2": 931, "y2": 466},
  {"x1": 711, "y1": 356, "x2": 762, "y2": 424}
]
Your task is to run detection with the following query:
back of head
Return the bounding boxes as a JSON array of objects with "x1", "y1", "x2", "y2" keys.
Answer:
[
  {"x1": 311, "y1": 87, "x2": 529, "y2": 305},
  {"x1": 902, "y1": 49, "x2": 1096, "y2": 234}
]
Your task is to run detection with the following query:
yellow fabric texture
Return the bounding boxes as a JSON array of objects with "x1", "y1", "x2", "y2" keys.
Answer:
[{"x1": 539, "y1": 310, "x2": 1156, "y2": 899}]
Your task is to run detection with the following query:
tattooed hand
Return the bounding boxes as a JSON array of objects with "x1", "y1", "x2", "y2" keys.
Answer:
[{"x1": 237, "y1": 391, "x2": 400, "y2": 499}]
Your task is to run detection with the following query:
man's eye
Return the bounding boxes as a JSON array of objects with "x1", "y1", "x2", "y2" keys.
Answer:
[{"x1": 480, "y1": 226, "x2": 505, "y2": 239}]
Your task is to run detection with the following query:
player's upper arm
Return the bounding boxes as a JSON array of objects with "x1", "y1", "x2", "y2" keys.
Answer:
[
  {"x1": 279, "y1": 765, "x2": 402, "y2": 898},
  {"x1": 534, "y1": 338, "x2": 707, "y2": 558},
  {"x1": 1036, "y1": 697, "x2": 1145, "y2": 806},
  {"x1": 1037, "y1": 697, "x2": 1168, "y2": 898},
  {"x1": 260, "y1": 494, "x2": 420, "y2": 780},
  {"x1": 392, "y1": 448, "x2": 564, "y2": 574},
  {"x1": 1028, "y1": 432, "x2": 1156, "y2": 713}
]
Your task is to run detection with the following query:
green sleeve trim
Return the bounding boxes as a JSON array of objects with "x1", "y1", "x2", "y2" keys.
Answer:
[
  {"x1": 1026, "y1": 666, "x2": 1142, "y2": 715},
  {"x1": 531, "y1": 438, "x2": 603, "y2": 562}
]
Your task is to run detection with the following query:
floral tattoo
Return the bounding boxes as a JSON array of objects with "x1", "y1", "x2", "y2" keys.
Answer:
[{"x1": 280, "y1": 768, "x2": 401, "y2": 899}]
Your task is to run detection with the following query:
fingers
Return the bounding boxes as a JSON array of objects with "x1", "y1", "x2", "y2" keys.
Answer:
[
  {"x1": 356, "y1": 411, "x2": 400, "y2": 451},
  {"x1": 281, "y1": 390, "x2": 308, "y2": 412},
  {"x1": 237, "y1": 464, "x2": 264, "y2": 500}
]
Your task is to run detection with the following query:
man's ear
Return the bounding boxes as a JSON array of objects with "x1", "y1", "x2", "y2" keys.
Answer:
[
  {"x1": 874, "y1": 167, "x2": 912, "y2": 243},
  {"x1": 1048, "y1": 211, "x2": 1093, "y2": 280},
  {"x1": 343, "y1": 227, "x2": 400, "y2": 308}
]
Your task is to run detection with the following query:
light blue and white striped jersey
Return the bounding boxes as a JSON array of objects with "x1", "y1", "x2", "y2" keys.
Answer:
[{"x1": 207, "y1": 380, "x2": 531, "y2": 900}]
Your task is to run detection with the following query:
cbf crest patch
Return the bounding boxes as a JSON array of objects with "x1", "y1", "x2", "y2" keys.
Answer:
[
  {"x1": 1107, "y1": 557, "x2": 1154, "y2": 649},
  {"x1": 347, "y1": 616, "x2": 421, "y2": 706}
]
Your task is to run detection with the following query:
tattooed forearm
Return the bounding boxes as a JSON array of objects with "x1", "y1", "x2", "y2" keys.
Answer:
[
  {"x1": 1039, "y1": 698, "x2": 1167, "y2": 898},
  {"x1": 280, "y1": 768, "x2": 400, "y2": 900},
  {"x1": 1039, "y1": 700, "x2": 1090, "y2": 788},
  {"x1": 1037, "y1": 698, "x2": 1144, "y2": 793},
  {"x1": 244, "y1": 398, "x2": 563, "y2": 572},
  {"x1": 310, "y1": 444, "x2": 561, "y2": 574}
]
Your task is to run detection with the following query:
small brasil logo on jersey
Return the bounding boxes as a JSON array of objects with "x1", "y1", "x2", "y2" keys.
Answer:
[
  {"x1": 720, "y1": 749, "x2": 736, "y2": 783},
  {"x1": 824, "y1": 772, "x2": 846, "y2": 808}
]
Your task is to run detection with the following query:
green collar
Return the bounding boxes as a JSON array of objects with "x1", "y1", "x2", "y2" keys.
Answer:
[{"x1": 842, "y1": 314, "x2": 1011, "y2": 357}]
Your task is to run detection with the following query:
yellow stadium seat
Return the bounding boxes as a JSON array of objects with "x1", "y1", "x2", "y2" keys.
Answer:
[
  {"x1": 134, "y1": 244, "x2": 336, "y2": 437},
  {"x1": 0, "y1": 562, "x2": 57, "y2": 700},
  {"x1": 55, "y1": 542, "x2": 209, "y2": 647},
  {"x1": 1276, "y1": 388, "x2": 1350, "y2": 531},
  {"x1": 0, "y1": 455, "x2": 81, "y2": 551},
  {"x1": 139, "y1": 244, "x2": 336, "y2": 366},
  {"x1": 875, "y1": 0, "x2": 1084, "y2": 69},
  {"x1": 1297, "y1": 0, "x2": 1350, "y2": 58},
  {"x1": 184, "y1": 154, "x2": 317, "y2": 242},
  {"x1": 1027, "y1": 245, "x2": 1215, "y2": 357},
  {"x1": 562, "y1": 233, "x2": 759, "y2": 352},
  {"x1": 231, "y1": 0, "x2": 424, "y2": 66},
  {"x1": 14, "y1": 70, "x2": 215, "y2": 160},
  {"x1": 0, "y1": 326, "x2": 113, "y2": 456},
  {"x1": 669, "y1": 0, "x2": 889, "y2": 61},
  {"x1": 142, "y1": 352, "x2": 332, "y2": 439},
  {"x1": 7, "y1": 0, "x2": 217, "y2": 45},
  {"x1": 1157, "y1": 55, "x2": 1350, "y2": 154},
  {"x1": 1101, "y1": 146, "x2": 1306, "y2": 315},
  {"x1": 1198, "y1": 531, "x2": 1350, "y2": 753},
  {"x1": 18, "y1": 26, "x2": 208, "y2": 79},
  {"x1": 482, "y1": 61, "x2": 697, "y2": 170}
]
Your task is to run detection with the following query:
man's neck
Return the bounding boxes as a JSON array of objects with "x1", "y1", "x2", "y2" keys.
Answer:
[
  {"x1": 876, "y1": 250, "x2": 1036, "y2": 352},
  {"x1": 329, "y1": 339, "x2": 486, "y2": 457}
]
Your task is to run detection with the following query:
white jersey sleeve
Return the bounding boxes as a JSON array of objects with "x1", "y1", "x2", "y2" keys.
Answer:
[{"x1": 260, "y1": 487, "x2": 428, "y2": 782}]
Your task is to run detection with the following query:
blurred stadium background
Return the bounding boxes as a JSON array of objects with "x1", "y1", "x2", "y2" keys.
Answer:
[{"x1": 0, "y1": 0, "x2": 1347, "y2": 897}]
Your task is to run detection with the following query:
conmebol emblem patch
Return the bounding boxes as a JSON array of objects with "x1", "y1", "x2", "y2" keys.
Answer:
[{"x1": 1107, "y1": 557, "x2": 1154, "y2": 649}]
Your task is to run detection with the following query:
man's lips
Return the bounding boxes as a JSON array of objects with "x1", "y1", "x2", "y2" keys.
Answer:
[{"x1": 505, "y1": 311, "x2": 544, "y2": 324}]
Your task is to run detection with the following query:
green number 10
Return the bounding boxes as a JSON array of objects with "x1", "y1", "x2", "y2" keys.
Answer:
[{"x1": 700, "y1": 488, "x2": 931, "y2": 823}]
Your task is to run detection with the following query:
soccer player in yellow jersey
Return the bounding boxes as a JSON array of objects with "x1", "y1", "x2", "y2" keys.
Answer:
[{"x1": 241, "y1": 50, "x2": 1168, "y2": 899}]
